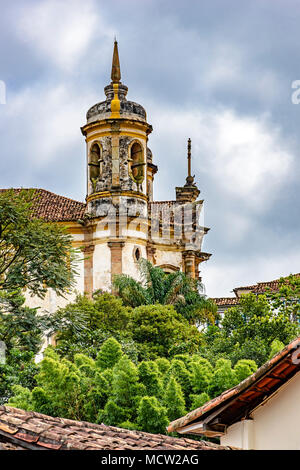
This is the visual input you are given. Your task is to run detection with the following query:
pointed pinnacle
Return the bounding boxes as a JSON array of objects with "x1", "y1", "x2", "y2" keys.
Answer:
[
  {"x1": 111, "y1": 39, "x2": 121, "y2": 83},
  {"x1": 187, "y1": 138, "x2": 191, "y2": 178},
  {"x1": 186, "y1": 138, "x2": 195, "y2": 185}
]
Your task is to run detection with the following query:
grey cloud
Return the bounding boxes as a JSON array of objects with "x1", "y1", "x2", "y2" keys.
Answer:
[{"x1": 0, "y1": 0, "x2": 299, "y2": 296}]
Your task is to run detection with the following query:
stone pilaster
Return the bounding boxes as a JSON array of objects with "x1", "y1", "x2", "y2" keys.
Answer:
[
  {"x1": 146, "y1": 244, "x2": 156, "y2": 265},
  {"x1": 111, "y1": 121, "x2": 120, "y2": 188},
  {"x1": 108, "y1": 240, "x2": 125, "y2": 286},
  {"x1": 82, "y1": 243, "x2": 95, "y2": 298},
  {"x1": 183, "y1": 250, "x2": 196, "y2": 278}
]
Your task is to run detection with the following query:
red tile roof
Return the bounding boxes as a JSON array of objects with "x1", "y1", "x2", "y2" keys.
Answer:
[
  {"x1": 213, "y1": 274, "x2": 300, "y2": 307},
  {"x1": 212, "y1": 297, "x2": 239, "y2": 307},
  {"x1": 167, "y1": 336, "x2": 300, "y2": 437},
  {"x1": 0, "y1": 188, "x2": 86, "y2": 222},
  {"x1": 250, "y1": 274, "x2": 300, "y2": 294},
  {"x1": 0, "y1": 406, "x2": 233, "y2": 450},
  {"x1": 233, "y1": 273, "x2": 300, "y2": 296}
]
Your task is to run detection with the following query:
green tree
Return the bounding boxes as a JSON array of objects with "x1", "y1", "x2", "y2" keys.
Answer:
[
  {"x1": 268, "y1": 339, "x2": 285, "y2": 359},
  {"x1": 202, "y1": 292, "x2": 300, "y2": 366},
  {"x1": 234, "y1": 359, "x2": 257, "y2": 383},
  {"x1": 50, "y1": 294, "x2": 204, "y2": 363},
  {"x1": 190, "y1": 358, "x2": 213, "y2": 394},
  {"x1": 51, "y1": 293, "x2": 132, "y2": 360},
  {"x1": 266, "y1": 274, "x2": 300, "y2": 322},
  {"x1": 7, "y1": 344, "x2": 258, "y2": 435},
  {"x1": 190, "y1": 392, "x2": 210, "y2": 411},
  {"x1": 113, "y1": 259, "x2": 216, "y2": 325},
  {"x1": 155, "y1": 357, "x2": 170, "y2": 375},
  {"x1": 0, "y1": 189, "x2": 79, "y2": 298},
  {"x1": 137, "y1": 396, "x2": 169, "y2": 434},
  {"x1": 208, "y1": 359, "x2": 238, "y2": 397},
  {"x1": 138, "y1": 361, "x2": 163, "y2": 398},
  {"x1": 9, "y1": 348, "x2": 96, "y2": 420},
  {"x1": 0, "y1": 290, "x2": 53, "y2": 404},
  {"x1": 106, "y1": 357, "x2": 144, "y2": 424},
  {"x1": 96, "y1": 338, "x2": 123, "y2": 370},
  {"x1": 6, "y1": 384, "x2": 34, "y2": 411},
  {"x1": 164, "y1": 377, "x2": 186, "y2": 421},
  {"x1": 100, "y1": 399, "x2": 131, "y2": 427},
  {"x1": 128, "y1": 304, "x2": 202, "y2": 360},
  {"x1": 0, "y1": 349, "x2": 38, "y2": 405},
  {"x1": 0, "y1": 289, "x2": 51, "y2": 354},
  {"x1": 164, "y1": 359, "x2": 192, "y2": 404}
]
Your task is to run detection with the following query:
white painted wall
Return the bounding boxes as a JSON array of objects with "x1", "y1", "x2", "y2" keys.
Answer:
[
  {"x1": 93, "y1": 242, "x2": 111, "y2": 291},
  {"x1": 221, "y1": 420, "x2": 254, "y2": 449},
  {"x1": 154, "y1": 249, "x2": 182, "y2": 270},
  {"x1": 122, "y1": 242, "x2": 147, "y2": 282},
  {"x1": 221, "y1": 371, "x2": 300, "y2": 450},
  {"x1": 23, "y1": 255, "x2": 85, "y2": 313}
]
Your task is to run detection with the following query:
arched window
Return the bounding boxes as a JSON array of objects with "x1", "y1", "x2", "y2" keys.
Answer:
[
  {"x1": 158, "y1": 264, "x2": 180, "y2": 274},
  {"x1": 129, "y1": 142, "x2": 144, "y2": 184},
  {"x1": 89, "y1": 143, "x2": 101, "y2": 181}
]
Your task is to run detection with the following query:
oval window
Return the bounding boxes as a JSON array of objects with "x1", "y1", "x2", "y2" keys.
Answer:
[{"x1": 134, "y1": 247, "x2": 141, "y2": 262}]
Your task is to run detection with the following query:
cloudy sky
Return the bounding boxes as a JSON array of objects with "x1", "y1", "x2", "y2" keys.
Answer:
[{"x1": 0, "y1": 0, "x2": 299, "y2": 297}]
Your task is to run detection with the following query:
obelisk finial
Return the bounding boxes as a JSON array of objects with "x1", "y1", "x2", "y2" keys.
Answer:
[
  {"x1": 186, "y1": 138, "x2": 194, "y2": 185},
  {"x1": 111, "y1": 39, "x2": 121, "y2": 83},
  {"x1": 188, "y1": 138, "x2": 191, "y2": 178}
]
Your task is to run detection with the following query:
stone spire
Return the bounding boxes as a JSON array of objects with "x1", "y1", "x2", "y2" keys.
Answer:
[
  {"x1": 185, "y1": 138, "x2": 195, "y2": 186},
  {"x1": 175, "y1": 138, "x2": 200, "y2": 203},
  {"x1": 111, "y1": 39, "x2": 121, "y2": 83}
]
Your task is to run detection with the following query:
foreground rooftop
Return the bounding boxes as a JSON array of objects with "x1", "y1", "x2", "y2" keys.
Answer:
[{"x1": 0, "y1": 405, "x2": 233, "y2": 450}]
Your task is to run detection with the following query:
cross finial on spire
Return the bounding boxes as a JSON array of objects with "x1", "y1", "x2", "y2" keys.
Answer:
[{"x1": 111, "y1": 38, "x2": 121, "y2": 83}]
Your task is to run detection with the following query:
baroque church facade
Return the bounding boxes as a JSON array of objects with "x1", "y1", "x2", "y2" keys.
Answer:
[{"x1": 22, "y1": 41, "x2": 211, "y2": 313}]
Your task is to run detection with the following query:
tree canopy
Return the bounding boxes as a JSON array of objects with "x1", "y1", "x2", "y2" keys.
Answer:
[
  {"x1": 50, "y1": 293, "x2": 203, "y2": 361},
  {"x1": 113, "y1": 258, "x2": 217, "y2": 325},
  {"x1": 7, "y1": 338, "x2": 256, "y2": 434},
  {"x1": 0, "y1": 189, "x2": 79, "y2": 298},
  {"x1": 202, "y1": 287, "x2": 300, "y2": 366},
  {"x1": 0, "y1": 189, "x2": 80, "y2": 404}
]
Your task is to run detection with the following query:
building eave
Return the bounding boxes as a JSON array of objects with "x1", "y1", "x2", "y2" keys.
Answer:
[{"x1": 167, "y1": 336, "x2": 300, "y2": 436}]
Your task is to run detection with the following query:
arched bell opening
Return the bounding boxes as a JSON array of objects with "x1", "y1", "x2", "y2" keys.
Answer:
[
  {"x1": 129, "y1": 141, "x2": 145, "y2": 185},
  {"x1": 88, "y1": 142, "x2": 102, "y2": 183}
]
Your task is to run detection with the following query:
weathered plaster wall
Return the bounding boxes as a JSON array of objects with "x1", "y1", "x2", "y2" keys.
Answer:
[
  {"x1": 93, "y1": 242, "x2": 111, "y2": 291},
  {"x1": 23, "y1": 255, "x2": 85, "y2": 314},
  {"x1": 154, "y1": 249, "x2": 183, "y2": 271},
  {"x1": 122, "y1": 242, "x2": 147, "y2": 281},
  {"x1": 89, "y1": 196, "x2": 148, "y2": 225}
]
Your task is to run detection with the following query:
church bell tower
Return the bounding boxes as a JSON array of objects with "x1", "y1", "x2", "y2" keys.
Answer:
[
  {"x1": 81, "y1": 40, "x2": 156, "y2": 205},
  {"x1": 81, "y1": 41, "x2": 158, "y2": 290}
]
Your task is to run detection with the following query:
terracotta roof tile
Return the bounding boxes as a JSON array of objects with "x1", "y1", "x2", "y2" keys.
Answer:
[
  {"x1": 0, "y1": 188, "x2": 86, "y2": 222},
  {"x1": 234, "y1": 273, "x2": 300, "y2": 295},
  {"x1": 0, "y1": 406, "x2": 234, "y2": 450},
  {"x1": 212, "y1": 297, "x2": 239, "y2": 306},
  {"x1": 213, "y1": 274, "x2": 299, "y2": 307}
]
